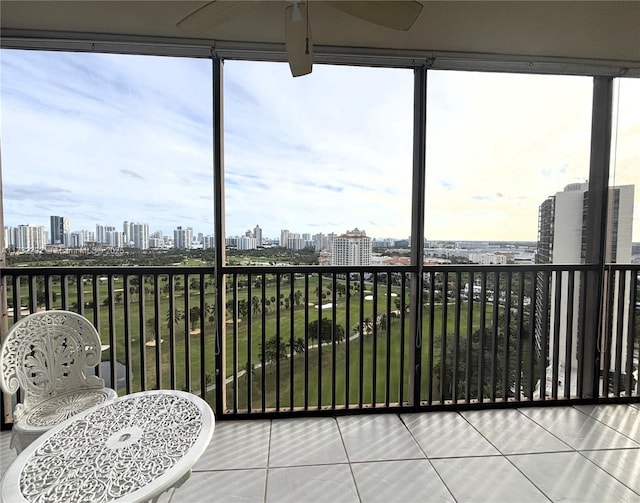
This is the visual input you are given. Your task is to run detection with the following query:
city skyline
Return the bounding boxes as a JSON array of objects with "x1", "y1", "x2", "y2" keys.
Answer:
[
  {"x1": 5, "y1": 213, "x2": 549, "y2": 252},
  {"x1": 1, "y1": 51, "x2": 638, "y2": 242},
  {"x1": 4, "y1": 215, "x2": 407, "y2": 245}
]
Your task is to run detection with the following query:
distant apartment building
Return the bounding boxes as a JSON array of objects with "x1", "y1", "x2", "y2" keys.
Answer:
[
  {"x1": 3, "y1": 227, "x2": 9, "y2": 249},
  {"x1": 331, "y1": 228, "x2": 372, "y2": 266},
  {"x1": 174, "y1": 226, "x2": 193, "y2": 249},
  {"x1": 50, "y1": 215, "x2": 69, "y2": 246},
  {"x1": 535, "y1": 182, "x2": 634, "y2": 394},
  {"x1": 287, "y1": 235, "x2": 305, "y2": 251},
  {"x1": 82, "y1": 230, "x2": 95, "y2": 243},
  {"x1": 313, "y1": 233, "x2": 328, "y2": 251},
  {"x1": 203, "y1": 235, "x2": 215, "y2": 250},
  {"x1": 280, "y1": 229, "x2": 290, "y2": 248},
  {"x1": 95, "y1": 224, "x2": 105, "y2": 244},
  {"x1": 123, "y1": 220, "x2": 132, "y2": 245},
  {"x1": 225, "y1": 235, "x2": 255, "y2": 250},
  {"x1": 69, "y1": 231, "x2": 85, "y2": 248},
  {"x1": 469, "y1": 252, "x2": 508, "y2": 265},
  {"x1": 149, "y1": 237, "x2": 163, "y2": 249},
  {"x1": 105, "y1": 229, "x2": 123, "y2": 248},
  {"x1": 237, "y1": 236, "x2": 257, "y2": 250},
  {"x1": 96, "y1": 224, "x2": 117, "y2": 245},
  {"x1": 131, "y1": 222, "x2": 150, "y2": 250},
  {"x1": 12, "y1": 224, "x2": 47, "y2": 251},
  {"x1": 372, "y1": 238, "x2": 396, "y2": 248},
  {"x1": 254, "y1": 225, "x2": 263, "y2": 247}
]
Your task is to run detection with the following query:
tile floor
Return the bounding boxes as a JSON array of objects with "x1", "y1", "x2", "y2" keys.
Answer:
[{"x1": 1, "y1": 403, "x2": 639, "y2": 502}]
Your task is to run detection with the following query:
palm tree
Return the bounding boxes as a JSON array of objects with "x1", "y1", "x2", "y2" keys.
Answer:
[
  {"x1": 166, "y1": 308, "x2": 184, "y2": 330},
  {"x1": 376, "y1": 313, "x2": 387, "y2": 332},
  {"x1": 189, "y1": 306, "x2": 201, "y2": 330},
  {"x1": 237, "y1": 299, "x2": 249, "y2": 318},
  {"x1": 251, "y1": 296, "x2": 261, "y2": 316},
  {"x1": 204, "y1": 302, "x2": 216, "y2": 323}
]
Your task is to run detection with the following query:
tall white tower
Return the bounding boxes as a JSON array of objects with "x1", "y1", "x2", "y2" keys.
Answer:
[{"x1": 536, "y1": 182, "x2": 634, "y2": 396}]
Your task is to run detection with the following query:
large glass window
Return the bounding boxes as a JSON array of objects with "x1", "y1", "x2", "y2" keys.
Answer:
[
  {"x1": 1, "y1": 50, "x2": 214, "y2": 394},
  {"x1": 1, "y1": 50, "x2": 213, "y2": 252},
  {"x1": 610, "y1": 78, "x2": 640, "y2": 260},
  {"x1": 223, "y1": 61, "x2": 413, "y2": 261},
  {"x1": 424, "y1": 71, "x2": 592, "y2": 265}
]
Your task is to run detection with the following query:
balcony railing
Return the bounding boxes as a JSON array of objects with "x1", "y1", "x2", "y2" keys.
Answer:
[{"x1": 1, "y1": 263, "x2": 638, "y2": 427}]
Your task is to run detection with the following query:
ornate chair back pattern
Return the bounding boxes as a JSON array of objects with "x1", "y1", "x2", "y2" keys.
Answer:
[{"x1": 0, "y1": 310, "x2": 107, "y2": 418}]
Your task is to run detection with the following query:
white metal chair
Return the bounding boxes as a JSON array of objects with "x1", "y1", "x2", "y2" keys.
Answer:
[{"x1": 0, "y1": 310, "x2": 118, "y2": 452}]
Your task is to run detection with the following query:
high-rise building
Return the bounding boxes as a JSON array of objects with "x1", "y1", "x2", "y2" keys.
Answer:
[
  {"x1": 96, "y1": 224, "x2": 115, "y2": 245},
  {"x1": 331, "y1": 228, "x2": 372, "y2": 266},
  {"x1": 238, "y1": 236, "x2": 257, "y2": 250},
  {"x1": 280, "y1": 229, "x2": 290, "y2": 248},
  {"x1": 535, "y1": 182, "x2": 634, "y2": 395},
  {"x1": 287, "y1": 236, "x2": 305, "y2": 250},
  {"x1": 203, "y1": 235, "x2": 215, "y2": 250},
  {"x1": 254, "y1": 225, "x2": 263, "y2": 247},
  {"x1": 96, "y1": 224, "x2": 105, "y2": 244},
  {"x1": 50, "y1": 216, "x2": 69, "y2": 246},
  {"x1": 82, "y1": 230, "x2": 95, "y2": 244},
  {"x1": 313, "y1": 233, "x2": 328, "y2": 251},
  {"x1": 105, "y1": 229, "x2": 123, "y2": 248},
  {"x1": 14, "y1": 224, "x2": 46, "y2": 251},
  {"x1": 149, "y1": 237, "x2": 163, "y2": 249},
  {"x1": 69, "y1": 231, "x2": 85, "y2": 248},
  {"x1": 174, "y1": 226, "x2": 193, "y2": 249},
  {"x1": 537, "y1": 183, "x2": 634, "y2": 265},
  {"x1": 131, "y1": 223, "x2": 150, "y2": 250},
  {"x1": 123, "y1": 221, "x2": 133, "y2": 245},
  {"x1": 4, "y1": 226, "x2": 15, "y2": 250}
]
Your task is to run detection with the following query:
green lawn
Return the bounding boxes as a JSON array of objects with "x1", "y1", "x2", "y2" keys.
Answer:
[{"x1": 8, "y1": 270, "x2": 532, "y2": 412}]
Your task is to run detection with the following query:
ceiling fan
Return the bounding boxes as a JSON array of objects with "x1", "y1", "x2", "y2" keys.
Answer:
[{"x1": 177, "y1": 1, "x2": 423, "y2": 77}]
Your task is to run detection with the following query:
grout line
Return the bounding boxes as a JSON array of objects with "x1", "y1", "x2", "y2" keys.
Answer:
[
  {"x1": 398, "y1": 413, "x2": 458, "y2": 502},
  {"x1": 335, "y1": 416, "x2": 363, "y2": 503},
  {"x1": 263, "y1": 419, "x2": 273, "y2": 503},
  {"x1": 460, "y1": 409, "x2": 557, "y2": 502},
  {"x1": 459, "y1": 409, "x2": 509, "y2": 455},
  {"x1": 575, "y1": 448, "x2": 640, "y2": 497},
  {"x1": 514, "y1": 406, "x2": 579, "y2": 451},
  {"x1": 573, "y1": 403, "x2": 640, "y2": 445}
]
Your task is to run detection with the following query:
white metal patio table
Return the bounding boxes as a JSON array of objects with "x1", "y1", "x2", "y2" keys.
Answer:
[{"x1": 1, "y1": 390, "x2": 215, "y2": 503}]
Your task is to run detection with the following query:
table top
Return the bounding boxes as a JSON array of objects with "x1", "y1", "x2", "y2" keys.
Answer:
[{"x1": 1, "y1": 390, "x2": 215, "y2": 503}]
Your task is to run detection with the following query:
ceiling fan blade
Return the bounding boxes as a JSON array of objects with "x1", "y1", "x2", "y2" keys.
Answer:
[
  {"x1": 284, "y1": 3, "x2": 313, "y2": 77},
  {"x1": 325, "y1": 1, "x2": 423, "y2": 31},
  {"x1": 177, "y1": 1, "x2": 246, "y2": 35}
]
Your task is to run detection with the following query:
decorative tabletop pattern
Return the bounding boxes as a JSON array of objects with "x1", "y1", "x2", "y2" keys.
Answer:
[{"x1": 7, "y1": 391, "x2": 214, "y2": 503}]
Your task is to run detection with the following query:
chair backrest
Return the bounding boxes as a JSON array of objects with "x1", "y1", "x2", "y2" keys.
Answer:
[{"x1": 0, "y1": 310, "x2": 106, "y2": 410}]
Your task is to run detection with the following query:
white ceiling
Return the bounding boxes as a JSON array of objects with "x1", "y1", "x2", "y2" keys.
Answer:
[{"x1": 2, "y1": 1, "x2": 639, "y2": 72}]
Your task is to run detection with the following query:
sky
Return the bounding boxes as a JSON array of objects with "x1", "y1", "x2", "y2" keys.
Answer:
[{"x1": 1, "y1": 50, "x2": 638, "y2": 242}]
